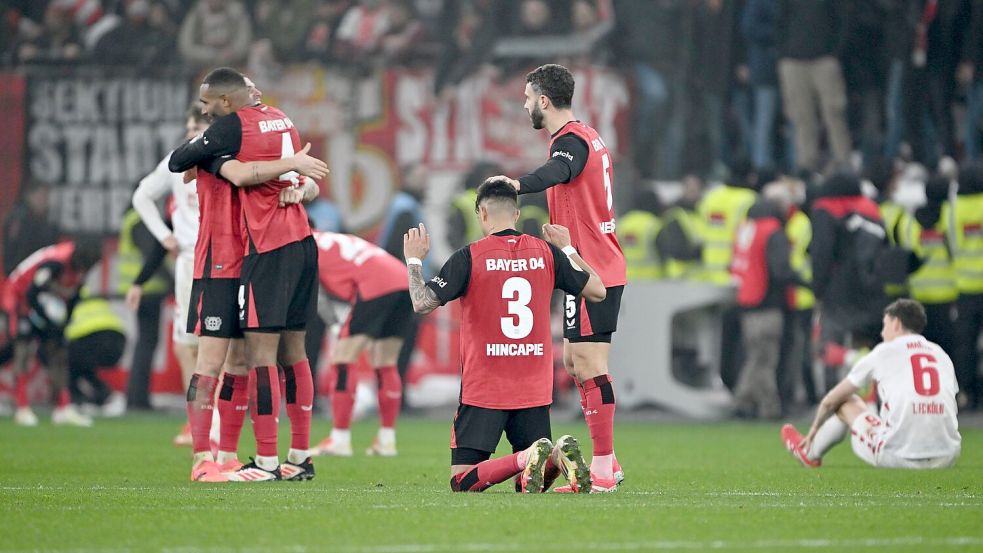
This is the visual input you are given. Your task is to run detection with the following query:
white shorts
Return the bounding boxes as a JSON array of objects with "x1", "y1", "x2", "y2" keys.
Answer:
[
  {"x1": 850, "y1": 414, "x2": 958, "y2": 469},
  {"x1": 172, "y1": 253, "x2": 197, "y2": 347}
]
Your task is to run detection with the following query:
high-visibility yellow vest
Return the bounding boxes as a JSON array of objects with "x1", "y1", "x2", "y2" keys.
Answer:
[
  {"x1": 786, "y1": 210, "x2": 815, "y2": 310},
  {"x1": 451, "y1": 190, "x2": 482, "y2": 245},
  {"x1": 880, "y1": 201, "x2": 910, "y2": 297},
  {"x1": 517, "y1": 204, "x2": 549, "y2": 239},
  {"x1": 64, "y1": 294, "x2": 125, "y2": 341},
  {"x1": 949, "y1": 192, "x2": 983, "y2": 294},
  {"x1": 696, "y1": 184, "x2": 756, "y2": 285},
  {"x1": 661, "y1": 206, "x2": 700, "y2": 279},
  {"x1": 618, "y1": 210, "x2": 662, "y2": 280},
  {"x1": 117, "y1": 210, "x2": 168, "y2": 295},
  {"x1": 903, "y1": 206, "x2": 958, "y2": 304}
]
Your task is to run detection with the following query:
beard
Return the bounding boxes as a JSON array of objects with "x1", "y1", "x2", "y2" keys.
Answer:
[{"x1": 529, "y1": 104, "x2": 545, "y2": 130}]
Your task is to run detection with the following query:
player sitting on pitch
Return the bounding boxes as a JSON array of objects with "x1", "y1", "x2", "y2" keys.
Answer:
[{"x1": 782, "y1": 298, "x2": 961, "y2": 469}]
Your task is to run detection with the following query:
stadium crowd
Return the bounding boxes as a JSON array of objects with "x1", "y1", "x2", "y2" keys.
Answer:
[{"x1": 1, "y1": 0, "x2": 983, "y2": 430}]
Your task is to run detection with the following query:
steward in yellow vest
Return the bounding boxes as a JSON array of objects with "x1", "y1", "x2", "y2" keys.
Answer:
[
  {"x1": 65, "y1": 289, "x2": 126, "y2": 410},
  {"x1": 947, "y1": 164, "x2": 983, "y2": 409},
  {"x1": 696, "y1": 178, "x2": 756, "y2": 285},
  {"x1": 618, "y1": 189, "x2": 663, "y2": 280}
]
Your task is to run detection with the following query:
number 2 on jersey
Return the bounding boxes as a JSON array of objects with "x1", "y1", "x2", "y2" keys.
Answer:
[
  {"x1": 501, "y1": 277, "x2": 533, "y2": 339},
  {"x1": 910, "y1": 353, "x2": 940, "y2": 396}
]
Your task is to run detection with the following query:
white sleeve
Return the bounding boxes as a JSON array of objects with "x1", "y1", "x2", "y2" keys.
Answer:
[
  {"x1": 846, "y1": 345, "x2": 881, "y2": 388},
  {"x1": 132, "y1": 154, "x2": 176, "y2": 245}
]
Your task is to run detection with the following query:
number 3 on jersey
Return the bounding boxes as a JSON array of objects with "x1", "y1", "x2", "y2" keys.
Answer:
[{"x1": 501, "y1": 277, "x2": 533, "y2": 339}]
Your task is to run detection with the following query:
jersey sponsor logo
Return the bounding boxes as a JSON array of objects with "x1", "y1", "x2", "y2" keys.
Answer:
[
  {"x1": 552, "y1": 150, "x2": 574, "y2": 162},
  {"x1": 599, "y1": 219, "x2": 616, "y2": 234},
  {"x1": 485, "y1": 257, "x2": 545, "y2": 272},
  {"x1": 485, "y1": 342, "x2": 545, "y2": 356},
  {"x1": 430, "y1": 276, "x2": 448, "y2": 288},
  {"x1": 204, "y1": 316, "x2": 222, "y2": 331},
  {"x1": 258, "y1": 117, "x2": 295, "y2": 133}
]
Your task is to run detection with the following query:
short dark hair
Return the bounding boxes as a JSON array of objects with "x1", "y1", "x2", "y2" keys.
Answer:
[
  {"x1": 475, "y1": 178, "x2": 518, "y2": 213},
  {"x1": 884, "y1": 299, "x2": 927, "y2": 334},
  {"x1": 526, "y1": 64, "x2": 575, "y2": 109},
  {"x1": 202, "y1": 67, "x2": 247, "y2": 93}
]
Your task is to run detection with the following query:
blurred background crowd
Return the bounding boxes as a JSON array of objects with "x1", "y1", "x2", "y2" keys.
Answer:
[{"x1": 2, "y1": 0, "x2": 983, "y2": 423}]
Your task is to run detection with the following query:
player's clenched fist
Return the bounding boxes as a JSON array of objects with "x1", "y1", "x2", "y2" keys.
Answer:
[
  {"x1": 542, "y1": 223, "x2": 572, "y2": 249},
  {"x1": 403, "y1": 223, "x2": 431, "y2": 261}
]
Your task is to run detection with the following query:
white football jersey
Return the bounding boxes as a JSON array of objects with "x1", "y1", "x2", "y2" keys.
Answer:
[
  {"x1": 131, "y1": 152, "x2": 199, "y2": 255},
  {"x1": 847, "y1": 334, "x2": 961, "y2": 460}
]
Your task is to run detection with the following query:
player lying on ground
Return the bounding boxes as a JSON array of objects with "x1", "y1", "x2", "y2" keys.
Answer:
[
  {"x1": 404, "y1": 177, "x2": 607, "y2": 492},
  {"x1": 782, "y1": 298, "x2": 961, "y2": 469}
]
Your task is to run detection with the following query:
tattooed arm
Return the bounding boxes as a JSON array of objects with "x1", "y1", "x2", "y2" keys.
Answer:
[{"x1": 408, "y1": 263, "x2": 441, "y2": 314}]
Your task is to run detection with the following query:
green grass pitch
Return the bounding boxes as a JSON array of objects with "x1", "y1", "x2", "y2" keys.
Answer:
[{"x1": 1, "y1": 414, "x2": 980, "y2": 552}]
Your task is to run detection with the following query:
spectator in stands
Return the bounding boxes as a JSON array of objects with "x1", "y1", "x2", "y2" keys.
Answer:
[
  {"x1": 377, "y1": 0, "x2": 427, "y2": 66},
  {"x1": 3, "y1": 180, "x2": 60, "y2": 276},
  {"x1": 432, "y1": 0, "x2": 502, "y2": 98},
  {"x1": 959, "y1": 0, "x2": 983, "y2": 161},
  {"x1": 883, "y1": 1, "x2": 918, "y2": 162},
  {"x1": 904, "y1": 0, "x2": 970, "y2": 169},
  {"x1": 611, "y1": 0, "x2": 685, "y2": 179},
  {"x1": 776, "y1": 0, "x2": 851, "y2": 172},
  {"x1": 178, "y1": 0, "x2": 252, "y2": 69},
  {"x1": 740, "y1": 0, "x2": 780, "y2": 172},
  {"x1": 840, "y1": 1, "x2": 890, "y2": 164},
  {"x1": 300, "y1": 0, "x2": 352, "y2": 62},
  {"x1": 93, "y1": 0, "x2": 177, "y2": 66},
  {"x1": 15, "y1": 2, "x2": 85, "y2": 64},
  {"x1": 688, "y1": 0, "x2": 741, "y2": 179},
  {"x1": 334, "y1": 0, "x2": 392, "y2": 70},
  {"x1": 249, "y1": 0, "x2": 315, "y2": 70}
]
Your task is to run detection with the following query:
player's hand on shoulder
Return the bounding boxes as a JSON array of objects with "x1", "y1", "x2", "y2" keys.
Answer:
[
  {"x1": 292, "y1": 143, "x2": 330, "y2": 180},
  {"x1": 542, "y1": 223, "x2": 571, "y2": 249},
  {"x1": 403, "y1": 223, "x2": 430, "y2": 261}
]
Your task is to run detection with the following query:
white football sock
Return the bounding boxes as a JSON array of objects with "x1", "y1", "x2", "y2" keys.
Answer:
[
  {"x1": 591, "y1": 453, "x2": 615, "y2": 480},
  {"x1": 807, "y1": 417, "x2": 848, "y2": 461},
  {"x1": 287, "y1": 448, "x2": 308, "y2": 464},
  {"x1": 255, "y1": 455, "x2": 279, "y2": 471},
  {"x1": 330, "y1": 428, "x2": 351, "y2": 445},
  {"x1": 378, "y1": 427, "x2": 396, "y2": 447},
  {"x1": 216, "y1": 450, "x2": 238, "y2": 464}
]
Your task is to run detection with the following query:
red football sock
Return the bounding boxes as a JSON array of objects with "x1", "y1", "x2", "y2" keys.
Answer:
[
  {"x1": 186, "y1": 373, "x2": 218, "y2": 454},
  {"x1": 284, "y1": 359, "x2": 314, "y2": 451},
  {"x1": 575, "y1": 379, "x2": 587, "y2": 411},
  {"x1": 582, "y1": 374, "x2": 616, "y2": 456},
  {"x1": 217, "y1": 373, "x2": 248, "y2": 453},
  {"x1": 330, "y1": 363, "x2": 355, "y2": 430},
  {"x1": 56, "y1": 388, "x2": 70, "y2": 408},
  {"x1": 376, "y1": 365, "x2": 402, "y2": 429},
  {"x1": 450, "y1": 453, "x2": 523, "y2": 492},
  {"x1": 15, "y1": 372, "x2": 29, "y2": 408},
  {"x1": 249, "y1": 366, "x2": 280, "y2": 457}
]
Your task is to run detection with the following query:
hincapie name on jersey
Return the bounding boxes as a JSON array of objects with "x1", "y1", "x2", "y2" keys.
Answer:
[
  {"x1": 257, "y1": 117, "x2": 294, "y2": 133},
  {"x1": 486, "y1": 342, "x2": 545, "y2": 356},
  {"x1": 484, "y1": 257, "x2": 546, "y2": 272}
]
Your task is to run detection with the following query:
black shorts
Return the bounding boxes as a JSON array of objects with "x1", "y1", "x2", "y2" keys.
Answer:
[
  {"x1": 563, "y1": 285, "x2": 623, "y2": 342},
  {"x1": 450, "y1": 404, "x2": 551, "y2": 465},
  {"x1": 239, "y1": 236, "x2": 318, "y2": 333},
  {"x1": 188, "y1": 277, "x2": 242, "y2": 339},
  {"x1": 341, "y1": 290, "x2": 413, "y2": 339}
]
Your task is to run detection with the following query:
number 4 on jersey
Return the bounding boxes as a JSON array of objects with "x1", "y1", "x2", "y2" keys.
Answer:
[{"x1": 279, "y1": 133, "x2": 300, "y2": 185}]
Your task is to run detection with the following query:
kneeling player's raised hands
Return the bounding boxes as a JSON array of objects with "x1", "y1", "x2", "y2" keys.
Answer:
[{"x1": 404, "y1": 223, "x2": 430, "y2": 261}]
